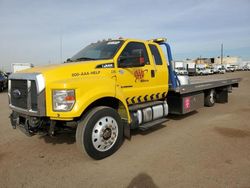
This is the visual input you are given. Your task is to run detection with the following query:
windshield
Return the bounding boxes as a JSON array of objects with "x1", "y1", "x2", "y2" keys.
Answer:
[{"x1": 69, "y1": 40, "x2": 124, "y2": 62}]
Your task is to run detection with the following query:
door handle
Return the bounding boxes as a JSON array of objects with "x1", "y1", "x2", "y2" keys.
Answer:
[{"x1": 151, "y1": 70, "x2": 155, "y2": 78}]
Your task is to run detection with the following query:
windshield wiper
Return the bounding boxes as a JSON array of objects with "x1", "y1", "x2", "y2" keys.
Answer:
[
  {"x1": 73, "y1": 57, "x2": 97, "y2": 62},
  {"x1": 65, "y1": 58, "x2": 73, "y2": 63}
]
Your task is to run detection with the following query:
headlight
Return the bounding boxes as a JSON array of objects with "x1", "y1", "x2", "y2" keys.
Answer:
[{"x1": 52, "y1": 90, "x2": 75, "y2": 111}]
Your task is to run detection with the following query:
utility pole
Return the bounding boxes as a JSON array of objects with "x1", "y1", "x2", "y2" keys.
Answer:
[
  {"x1": 221, "y1": 43, "x2": 223, "y2": 64},
  {"x1": 60, "y1": 33, "x2": 62, "y2": 64}
]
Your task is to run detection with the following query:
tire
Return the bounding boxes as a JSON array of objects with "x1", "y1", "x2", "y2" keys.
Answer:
[
  {"x1": 76, "y1": 106, "x2": 124, "y2": 160},
  {"x1": 0, "y1": 83, "x2": 3, "y2": 92},
  {"x1": 204, "y1": 89, "x2": 216, "y2": 107}
]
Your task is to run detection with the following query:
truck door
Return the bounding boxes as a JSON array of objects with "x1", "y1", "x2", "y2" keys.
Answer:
[
  {"x1": 148, "y1": 43, "x2": 169, "y2": 96},
  {"x1": 116, "y1": 41, "x2": 167, "y2": 105},
  {"x1": 115, "y1": 42, "x2": 153, "y2": 105}
]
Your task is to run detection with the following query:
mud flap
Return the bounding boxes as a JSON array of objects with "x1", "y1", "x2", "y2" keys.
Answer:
[
  {"x1": 216, "y1": 87, "x2": 228, "y2": 103},
  {"x1": 123, "y1": 119, "x2": 130, "y2": 139}
]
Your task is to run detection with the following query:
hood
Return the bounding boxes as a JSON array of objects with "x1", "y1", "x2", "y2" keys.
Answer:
[{"x1": 15, "y1": 59, "x2": 114, "y2": 84}]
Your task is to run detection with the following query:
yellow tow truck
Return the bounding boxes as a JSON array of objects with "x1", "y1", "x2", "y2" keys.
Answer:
[{"x1": 8, "y1": 38, "x2": 240, "y2": 159}]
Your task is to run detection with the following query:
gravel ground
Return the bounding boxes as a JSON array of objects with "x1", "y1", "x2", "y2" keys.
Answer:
[{"x1": 0, "y1": 71, "x2": 250, "y2": 188}]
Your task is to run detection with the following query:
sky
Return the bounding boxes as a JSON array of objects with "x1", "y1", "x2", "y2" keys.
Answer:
[{"x1": 0, "y1": 0, "x2": 250, "y2": 71}]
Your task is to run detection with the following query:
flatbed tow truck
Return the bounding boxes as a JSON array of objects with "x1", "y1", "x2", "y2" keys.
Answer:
[{"x1": 8, "y1": 38, "x2": 240, "y2": 159}]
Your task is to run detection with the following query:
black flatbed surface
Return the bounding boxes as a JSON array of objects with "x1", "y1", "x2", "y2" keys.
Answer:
[{"x1": 171, "y1": 77, "x2": 241, "y2": 94}]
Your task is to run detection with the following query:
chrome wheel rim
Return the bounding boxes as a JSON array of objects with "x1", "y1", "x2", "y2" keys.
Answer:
[{"x1": 92, "y1": 116, "x2": 118, "y2": 152}]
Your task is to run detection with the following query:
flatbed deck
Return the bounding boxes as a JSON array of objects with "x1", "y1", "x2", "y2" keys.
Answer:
[{"x1": 171, "y1": 77, "x2": 241, "y2": 94}]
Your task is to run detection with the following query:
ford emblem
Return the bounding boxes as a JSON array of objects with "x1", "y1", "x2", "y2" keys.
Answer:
[{"x1": 13, "y1": 89, "x2": 21, "y2": 99}]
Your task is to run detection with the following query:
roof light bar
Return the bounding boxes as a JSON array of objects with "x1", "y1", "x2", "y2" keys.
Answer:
[{"x1": 148, "y1": 38, "x2": 167, "y2": 43}]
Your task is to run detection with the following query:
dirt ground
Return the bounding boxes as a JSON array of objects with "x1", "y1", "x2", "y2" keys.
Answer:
[{"x1": 0, "y1": 72, "x2": 250, "y2": 188}]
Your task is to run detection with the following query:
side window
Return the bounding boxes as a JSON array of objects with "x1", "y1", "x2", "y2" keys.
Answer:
[
  {"x1": 149, "y1": 44, "x2": 163, "y2": 65},
  {"x1": 119, "y1": 42, "x2": 149, "y2": 65}
]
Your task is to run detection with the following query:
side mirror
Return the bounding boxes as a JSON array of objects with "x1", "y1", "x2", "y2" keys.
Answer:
[{"x1": 118, "y1": 55, "x2": 145, "y2": 68}]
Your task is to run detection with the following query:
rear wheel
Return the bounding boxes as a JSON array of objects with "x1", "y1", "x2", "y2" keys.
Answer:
[
  {"x1": 76, "y1": 106, "x2": 124, "y2": 160},
  {"x1": 204, "y1": 89, "x2": 216, "y2": 107}
]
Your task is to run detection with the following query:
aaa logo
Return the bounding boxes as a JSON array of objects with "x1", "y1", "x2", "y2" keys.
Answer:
[{"x1": 134, "y1": 69, "x2": 144, "y2": 80}]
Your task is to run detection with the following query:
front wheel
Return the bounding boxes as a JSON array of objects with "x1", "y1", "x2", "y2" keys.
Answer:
[{"x1": 76, "y1": 106, "x2": 124, "y2": 160}]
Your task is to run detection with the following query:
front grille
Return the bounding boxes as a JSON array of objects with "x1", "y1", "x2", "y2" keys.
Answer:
[
  {"x1": 11, "y1": 80, "x2": 28, "y2": 109},
  {"x1": 8, "y1": 73, "x2": 46, "y2": 116},
  {"x1": 10, "y1": 79, "x2": 38, "y2": 111}
]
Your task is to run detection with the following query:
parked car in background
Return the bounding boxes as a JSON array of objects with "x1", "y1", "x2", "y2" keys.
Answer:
[
  {"x1": 185, "y1": 61, "x2": 196, "y2": 76},
  {"x1": 234, "y1": 65, "x2": 239, "y2": 71},
  {"x1": 205, "y1": 67, "x2": 214, "y2": 75},
  {"x1": 213, "y1": 67, "x2": 219, "y2": 74},
  {"x1": 0, "y1": 72, "x2": 8, "y2": 92},
  {"x1": 218, "y1": 67, "x2": 226, "y2": 74},
  {"x1": 213, "y1": 64, "x2": 224, "y2": 74},
  {"x1": 230, "y1": 65, "x2": 236, "y2": 72},
  {"x1": 196, "y1": 67, "x2": 207, "y2": 75},
  {"x1": 175, "y1": 67, "x2": 188, "y2": 75},
  {"x1": 225, "y1": 64, "x2": 236, "y2": 72},
  {"x1": 242, "y1": 64, "x2": 250, "y2": 71}
]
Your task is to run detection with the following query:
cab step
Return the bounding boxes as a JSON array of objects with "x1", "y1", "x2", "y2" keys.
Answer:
[{"x1": 139, "y1": 118, "x2": 168, "y2": 131}]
